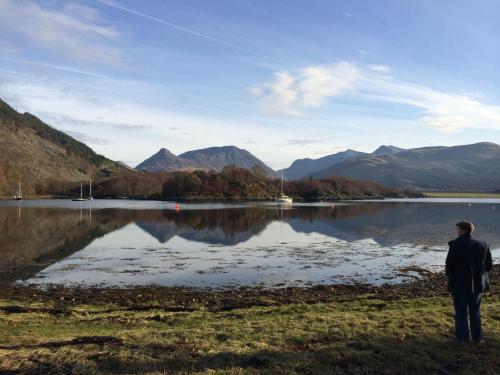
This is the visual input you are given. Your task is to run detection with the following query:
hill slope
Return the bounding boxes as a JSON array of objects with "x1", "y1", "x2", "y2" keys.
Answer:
[
  {"x1": 282, "y1": 149, "x2": 368, "y2": 180},
  {"x1": 0, "y1": 99, "x2": 126, "y2": 196},
  {"x1": 137, "y1": 146, "x2": 277, "y2": 177},
  {"x1": 309, "y1": 142, "x2": 500, "y2": 191},
  {"x1": 282, "y1": 145, "x2": 405, "y2": 180}
]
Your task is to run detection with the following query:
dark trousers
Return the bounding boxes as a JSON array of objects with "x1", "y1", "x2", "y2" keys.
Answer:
[{"x1": 452, "y1": 293, "x2": 483, "y2": 342}]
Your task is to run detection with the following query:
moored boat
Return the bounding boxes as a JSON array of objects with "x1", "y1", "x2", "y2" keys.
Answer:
[
  {"x1": 73, "y1": 182, "x2": 86, "y2": 201},
  {"x1": 274, "y1": 172, "x2": 292, "y2": 204},
  {"x1": 11, "y1": 182, "x2": 23, "y2": 201}
]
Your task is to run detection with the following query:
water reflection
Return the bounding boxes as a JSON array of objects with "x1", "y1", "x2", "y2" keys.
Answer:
[
  {"x1": 0, "y1": 205, "x2": 126, "y2": 282},
  {"x1": 0, "y1": 201, "x2": 498, "y2": 287}
]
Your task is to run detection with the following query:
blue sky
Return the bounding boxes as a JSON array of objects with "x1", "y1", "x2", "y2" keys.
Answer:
[{"x1": 0, "y1": 0, "x2": 499, "y2": 169}]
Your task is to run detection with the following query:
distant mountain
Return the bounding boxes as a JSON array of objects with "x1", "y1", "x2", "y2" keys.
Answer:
[
  {"x1": 371, "y1": 145, "x2": 405, "y2": 156},
  {"x1": 135, "y1": 148, "x2": 198, "y2": 172},
  {"x1": 0, "y1": 98, "x2": 127, "y2": 197},
  {"x1": 282, "y1": 149, "x2": 367, "y2": 180},
  {"x1": 137, "y1": 145, "x2": 277, "y2": 177},
  {"x1": 309, "y1": 142, "x2": 500, "y2": 191},
  {"x1": 282, "y1": 145, "x2": 405, "y2": 180}
]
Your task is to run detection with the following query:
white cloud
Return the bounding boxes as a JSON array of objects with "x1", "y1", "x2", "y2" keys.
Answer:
[
  {"x1": 285, "y1": 139, "x2": 322, "y2": 146},
  {"x1": 362, "y1": 76, "x2": 500, "y2": 133},
  {"x1": 368, "y1": 64, "x2": 391, "y2": 73},
  {"x1": 0, "y1": 0, "x2": 120, "y2": 64},
  {"x1": 65, "y1": 131, "x2": 111, "y2": 145},
  {"x1": 252, "y1": 62, "x2": 500, "y2": 133},
  {"x1": 0, "y1": 72, "x2": 299, "y2": 168},
  {"x1": 251, "y1": 62, "x2": 361, "y2": 116},
  {"x1": 40, "y1": 112, "x2": 152, "y2": 131}
]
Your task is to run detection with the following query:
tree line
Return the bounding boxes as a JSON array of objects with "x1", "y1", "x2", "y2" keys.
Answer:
[{"x1": 32, "y1": 165, "x2": 413, "y2": 201}]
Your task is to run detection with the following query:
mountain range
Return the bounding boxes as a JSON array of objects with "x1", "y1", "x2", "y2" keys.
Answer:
[
  {"x1": 281, "y1": 145, "x2": 404, "y2": 181},
  {"x1": 2, "y1": 96, "x2": 500, "y2": 194},
  {"x1": 136, "y1": 146, "x2": 277, "y2": 177},
  {"x1": 281, "y1": 143, "x2": 500, "y2": 191},
  {"x1": 306, "y1": 143, "x2": 500, "y2": 191}
]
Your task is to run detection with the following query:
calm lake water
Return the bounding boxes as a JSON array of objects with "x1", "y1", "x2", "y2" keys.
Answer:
[{"x1": 1, "y1": 199, "x2": 498, "y2": 288}]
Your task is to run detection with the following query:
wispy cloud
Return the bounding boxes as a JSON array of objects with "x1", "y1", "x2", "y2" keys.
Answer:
[
  {"x1": 362, "y1": 76, "x2": 500, "y2": 133},
  {"x1": 41, "y1": 112, "x2": 152, "y2": 131},
  {"x1": 0, "y1": 71, "x2": 296, "y2": 168},
  {"x1": 0, "y1": 56, "x2": 110, "y2": 79},
  {"x1": 368, "y1": 64, "x2": 391, "y2": 73},
  {"x1": 251, "y1": 62, "x2": 500, "y2": 132},
  {"x1": 285, "y1": 139, "x2": 323, "y2": 146},
  {"x1": 95, "y1": 0, "x2": 276, "y2": 63},
  {"x1": 0, "y1": 40, "x2": 21, "y2": 55},
  {"x1": 0, "y1": 0, "x2": 120, "y2": 64},
  {"x1": 65, "y1": 130, "x2": 111, "y2": 145}
]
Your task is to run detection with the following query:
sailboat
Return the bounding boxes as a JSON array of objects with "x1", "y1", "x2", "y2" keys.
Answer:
[
  {"x1": 274, "y1": 171, "x2": 293, "y2": 204},
  {"x1": 88, "y1": 178, "x2": 94, "y2": 200},
  {"x1": 72, "y1": 182, "x2": 86, "y2": 201},
  {"x1": 12, "y1": 182, "x2": 23, "y2": 200}
]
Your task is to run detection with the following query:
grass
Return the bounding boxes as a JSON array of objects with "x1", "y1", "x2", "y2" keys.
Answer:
[
  {"x1": 1, "y1": 291, "x2": 499, "y2": 374},
  {"x1": 423, "y1": 192, "x2": 500, "y2": 198}
]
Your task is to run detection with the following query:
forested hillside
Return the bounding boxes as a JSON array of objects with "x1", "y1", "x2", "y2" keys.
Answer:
[{"x1": 0, "y1": 99, "x2": 127, "y2": 197}]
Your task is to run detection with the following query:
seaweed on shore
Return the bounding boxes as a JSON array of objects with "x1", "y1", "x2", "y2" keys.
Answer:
[{"x1": 1, "y1": 265, "x2": 496, "y2": 312}]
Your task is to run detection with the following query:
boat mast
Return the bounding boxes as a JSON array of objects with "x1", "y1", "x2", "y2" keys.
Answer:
[
  {"x1": 18, "y1": 182, "x2": 22, "y2": 198},
  {"x1": 89, "y1": 178, "x2": 92, "y2": 199},
  {"x1": 80, "y1": 182, "x2": 83, "y2": 199},
  {"x1": 280, "y1": 171, "x2": 284, "y2": 196}
]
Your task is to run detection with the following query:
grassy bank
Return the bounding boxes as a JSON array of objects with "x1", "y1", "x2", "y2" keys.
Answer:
[
  {"x1": 1, "y1": 268, "x2": 498, "y2": 374},
  {"x1": 423, "y1": 192, "x2": 500, "y2": 198}
]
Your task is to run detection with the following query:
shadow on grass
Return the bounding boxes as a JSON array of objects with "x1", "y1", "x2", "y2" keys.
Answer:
[{"x1": 7, "y1": 334, "x2": 498, "y2": 375}]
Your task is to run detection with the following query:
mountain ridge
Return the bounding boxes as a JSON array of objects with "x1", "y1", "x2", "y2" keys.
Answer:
[
  {"x1": 309, "y1": 142, "x2": 500, "y2": 191},
  {"x1": 3, "y1": 97, "x2": 499, "y2": 194},
  {"x1": 135, "y1": 148, "x2": 199, "y2": 172},
  {"x1": 137, "y1": 145, "x2": 278, "y2": 177},
  {"x1": 281, "y1": 145, "x2": 405, "y2": 180}
]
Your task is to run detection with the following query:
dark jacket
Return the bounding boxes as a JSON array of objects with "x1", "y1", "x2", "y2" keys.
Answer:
[{"x1": 446, "y1": 233, "x2": 493, "y2": 294}]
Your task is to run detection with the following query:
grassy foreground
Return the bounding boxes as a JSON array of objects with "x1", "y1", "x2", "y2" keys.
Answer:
[{"x1": 0, "y1": 269, "x2": 498, "y2": 374}]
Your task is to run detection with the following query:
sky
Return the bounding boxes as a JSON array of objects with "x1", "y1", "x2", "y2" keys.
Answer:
[{"x1": 0, "y1": 0, "x2": 499, "y2": 169}]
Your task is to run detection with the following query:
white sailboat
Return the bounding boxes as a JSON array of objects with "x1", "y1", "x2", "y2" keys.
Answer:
[
  {"x1": 12, "y1": 182, "x2": 23, "y2": 200},
  {"x1": 73, "y1": 182, "x2": 86, "y2": 201},
  {"x1": 274, "y1": 171, "x2": 292, "y2": 204},
  {"x1": 88, "y1": 178, "x2": 94, "y2": 200}
]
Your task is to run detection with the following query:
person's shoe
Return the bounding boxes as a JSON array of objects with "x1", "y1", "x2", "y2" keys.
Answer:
[{"x1": 473, "y1": 339, "x2": 486, "y2": 345}]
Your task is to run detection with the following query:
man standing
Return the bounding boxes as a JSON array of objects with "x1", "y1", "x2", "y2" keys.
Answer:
[{"x1": 446, "y1": 221, "x2": 493, "y2": 343}]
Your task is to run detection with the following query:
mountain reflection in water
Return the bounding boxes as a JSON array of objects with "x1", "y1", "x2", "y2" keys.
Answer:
[{"x1": 0, "y1": 201, "x2": 498, "y2": 287}]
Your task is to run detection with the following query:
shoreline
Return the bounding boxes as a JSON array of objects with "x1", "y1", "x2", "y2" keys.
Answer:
[
  {"x1": 5, "y1": 193, "x2": 500, "y2": 202},
  {"x1": 0, "y1": 195, "x2": 391, "y2": 202},
  {"x1": 2, "y1": 265, "x2": 497, "y2": 311}
]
